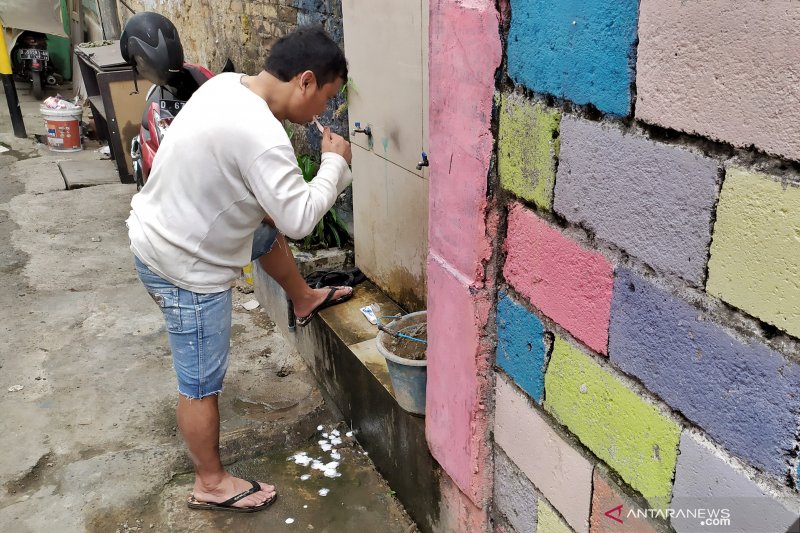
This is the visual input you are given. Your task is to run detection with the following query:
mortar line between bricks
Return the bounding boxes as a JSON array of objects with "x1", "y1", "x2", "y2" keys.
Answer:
[
  {"x1": 497, "y1": 82, "x2": 800, "y2": 181},
  {"x1": 498, "y1": 287, "x2": 800, "y2": 501},
  {"x1": 498, "y1": 196, "x2": 800, "y2": 363},
  {"x1": 702, "y1": 166, "x2": 726, "y2": 288}
]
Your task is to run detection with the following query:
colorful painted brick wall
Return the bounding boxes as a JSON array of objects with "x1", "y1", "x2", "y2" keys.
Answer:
[
  {"x1": 427, "y1": 0, "x2": 800, "y2": 531},
  {"x1": 490, "y1": 0, "x2": 800, "y2": 530}
]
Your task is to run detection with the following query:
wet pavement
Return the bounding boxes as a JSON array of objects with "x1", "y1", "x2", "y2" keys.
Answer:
[
  {"x1": 91, "y1": 424, "x2": 415, "y2": 532},
  {"x1": 0, "y1": 81, "x2": 418, "y2": 532}
]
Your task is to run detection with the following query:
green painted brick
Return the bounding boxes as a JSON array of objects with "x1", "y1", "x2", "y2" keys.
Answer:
[
  {"x1": 537, "y1": 497, "x2": 573, "y2": 533},
  {"x1": 707, "y1": 166, "x2": 800, "y2": 339},
  {"x1": 498, "y1": 93, "x2": 561, "y2": 210},
  {"x1": 544, "y1": 337, "x2": 681, "y2": 508}
]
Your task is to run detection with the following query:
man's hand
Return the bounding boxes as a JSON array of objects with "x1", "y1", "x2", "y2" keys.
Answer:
[{"x1": 321, "y1": 127, "x2": 352, "y2": 165}]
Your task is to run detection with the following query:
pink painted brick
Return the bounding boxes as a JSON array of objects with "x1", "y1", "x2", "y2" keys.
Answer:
[
  {"x1": 636, "y1": 0, "x2": 800, "y2": 161},
  {"x1": 426, "y1": 254, "x2": 493, "y2": 506},
  {"x1": 503, "y1": 203, "x2": 613, "y2": 354},
  {"x1": 495, "y1": 375, "x2": 593, "y2": 533}
]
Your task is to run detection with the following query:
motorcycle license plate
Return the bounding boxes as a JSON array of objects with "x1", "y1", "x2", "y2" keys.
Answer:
[
  {"x1": 19, "y1": 49, "x2": 49, "y2": 61},
  {"x1": 160, "y1": 99, "x2": 188, "y2": 116}
]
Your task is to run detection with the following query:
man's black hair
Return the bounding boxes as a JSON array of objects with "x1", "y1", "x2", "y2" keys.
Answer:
[{"x1": 265, "y1": 26, "x2": 348, "y2": 87}]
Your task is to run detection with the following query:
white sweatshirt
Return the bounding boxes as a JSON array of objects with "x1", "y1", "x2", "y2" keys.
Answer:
[{"x1": 127, "y1": 72, "x2": 352, "y2": 293}]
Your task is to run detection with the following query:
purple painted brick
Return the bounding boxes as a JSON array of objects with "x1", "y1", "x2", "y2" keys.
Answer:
[
  {"x1": 609, "y1": 268, "x2": 800, "y2": 477},
  {"x1": 494, "y1": 447, "x2": 538, "y2": 532},
  {"x1": 672, "y1": 433, "x2": 799, "y2": 533},
  {"x1": 553, "y1": 117, "x2": 719, "y2": 285}
]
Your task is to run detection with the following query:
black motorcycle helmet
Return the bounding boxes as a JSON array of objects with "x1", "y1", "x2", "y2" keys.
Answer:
[{"x1": 120, "y1": 12, "x2": 184, "y2": 86}]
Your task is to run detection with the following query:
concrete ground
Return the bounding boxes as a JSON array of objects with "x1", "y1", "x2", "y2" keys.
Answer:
[{"x1": 0, "y1": 82, "x2": 416, "y2": 532}]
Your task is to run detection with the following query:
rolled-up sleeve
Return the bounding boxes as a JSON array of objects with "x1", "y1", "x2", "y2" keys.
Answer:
[{"x1": 243, "y1": 145, "x2": 352, "y2": 240}]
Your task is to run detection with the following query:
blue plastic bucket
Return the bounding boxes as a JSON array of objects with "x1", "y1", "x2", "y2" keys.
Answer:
[{"x1": 375, "y1": 311, "x2": 427, "y2": 416}]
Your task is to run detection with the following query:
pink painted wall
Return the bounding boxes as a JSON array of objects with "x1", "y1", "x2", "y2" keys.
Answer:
[
  {"x1": 427, "y1": 257, "x2": 493, "y2": 505},
  {"x1": 428, "y1": 0, "x2": 501, "y2": 281},
  {"x1": 426, "y1": 0, "x2": 501, "y2": 512},
  {"x1": 503, "y1": 203, "x2": 613, "y2": 354}
]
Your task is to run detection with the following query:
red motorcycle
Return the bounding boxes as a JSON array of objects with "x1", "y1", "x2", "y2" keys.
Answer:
[
  {"x1": 121, "y1": 12, "x2": 231, "y2": 189},
  {"x1": 130, "y1": 63, "x2": 214, "y2": 189}
]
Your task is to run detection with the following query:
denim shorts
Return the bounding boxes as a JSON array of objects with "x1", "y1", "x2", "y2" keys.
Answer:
[{"x1": 134, "y1": 223, "x2": 278, "y2": 399}]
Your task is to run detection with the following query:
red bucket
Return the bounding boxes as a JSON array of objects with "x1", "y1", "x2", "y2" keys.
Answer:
[{"x1": 40, "y1": 106, "x2": 83, "y2": 152}]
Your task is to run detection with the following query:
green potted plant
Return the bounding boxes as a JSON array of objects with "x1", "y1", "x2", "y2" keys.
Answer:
[{"x1": 294, "y1": 153, "x2": 351, "y2": 250}]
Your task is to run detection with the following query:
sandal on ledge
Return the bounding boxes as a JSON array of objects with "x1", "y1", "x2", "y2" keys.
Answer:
[
  {"x1": 295, "y1": 286, "x2": 354, "y2": 327},
  {"x1": 187, "y1": 480, "x2": 278, "y2": 513}
]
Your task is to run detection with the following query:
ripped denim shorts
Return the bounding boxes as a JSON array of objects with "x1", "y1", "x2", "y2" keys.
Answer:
[{"x1": 133, "y1": 223, "x2": 278, "y2": 399}]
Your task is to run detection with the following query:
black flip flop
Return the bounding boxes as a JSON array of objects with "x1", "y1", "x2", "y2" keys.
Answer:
[
  {"x1": 187, "y1": 480, "x2": 278, "y2": 513},
  {"x1": 296, "y1": 286, "x2": 354, "y2": 327}
]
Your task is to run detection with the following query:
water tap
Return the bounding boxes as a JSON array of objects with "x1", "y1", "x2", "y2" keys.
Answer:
[
  {"x1": 353, "y1": 121, "x2": 372, "y2": 137},
  {"x1": 416, "y1": 152, "x2": 429, "y2": 170}
]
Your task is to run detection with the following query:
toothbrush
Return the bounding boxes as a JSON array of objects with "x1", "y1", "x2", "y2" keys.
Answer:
[{"x1": 312, "y1": 116, "x2": 325, "y2": 133}]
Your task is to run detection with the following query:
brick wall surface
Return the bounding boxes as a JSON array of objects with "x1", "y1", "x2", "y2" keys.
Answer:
[
  {"x1": 498, "y1": 93, "x2": 561, "y2": 210},
  {"x1": 671, "y1": 433, "x2": 799, "y2": 533},
  {"x1": 493, "y1": 448, "x2": 538, "y2": 533},
  {"x1": 636, "y1": 0, "x2": 800, "y2": 161},
  {"x1": 553, "y1": 116, "x2": 719, "y2": 285},
  {"x1": 487, "y1": 1, "x2": 800, "y2": 531},
  {"x1": 590, "y1": 468, "x2": 661, "y2": 533},
  {"x1": 706, "y1": 167, "x2": 800, "y2": 338},
  {"x1": 496, "y1": 292, "x2": 547, "y2": 403},
  {"x1": 495, "y1": 376, "x2": 592, "y2": 533},
  {"x1": 503, "y1": 203, "x2": 613, "y2": 354},
  {"x1": 609, "y1": 268, "x2": 800, "y2": 478},
  {"x1": 544, "y1": 336, "x2": 681, "y2": 508},
  {"x1": 506, "y1": 0, "x2": 639, "y2": 116}
]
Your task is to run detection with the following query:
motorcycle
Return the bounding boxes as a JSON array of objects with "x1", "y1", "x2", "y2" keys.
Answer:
[
  {"x1": 12, "y1": 31, "x2": 57, "y2": 100},
  {"x1": 130, "y1": 62, "x2": 215, "y2": 190}
]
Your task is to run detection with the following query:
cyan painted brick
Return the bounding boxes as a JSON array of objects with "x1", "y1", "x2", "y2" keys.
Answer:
[
  {"x1": 497, "y1": 291, "x2": 547, "y2": 402},
  {"x1": 609, "y1": 268, "x2": 800, "y2": 477},
  {"x1": 553, "y1": 116, "x2": 719, "y2": 285},
  {"x1": 498, "y1": 93, "x2": 561, "y2": 210},
  {"x1": 507, "y1": 0, "x2": 639, "y2": 116},
  {"x1": 544, "y1": 336, "x2": 681, "y2": 508},
  {"x1": 671, "y1": 433, "x2": 800, "y2": 533},
  {"x1": 494, "y1": 447, "x2": 538, "y2": 533}
]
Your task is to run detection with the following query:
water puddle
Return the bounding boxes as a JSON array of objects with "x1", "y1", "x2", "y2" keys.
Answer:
[
  {"x1": 0, "y1": 141, "x2": 38, "y2": 161},
  {"x1": 208, "y1": 424, "x2": 415, "y2": 531}
]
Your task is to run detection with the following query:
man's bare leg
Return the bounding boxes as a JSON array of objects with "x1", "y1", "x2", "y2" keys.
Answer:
[
  {"x1": 258, "y1": 234, "x2": 352, "y2": 318},
  {"x1": 177, "y1": 395, "x2": 276, "y2": 507}
]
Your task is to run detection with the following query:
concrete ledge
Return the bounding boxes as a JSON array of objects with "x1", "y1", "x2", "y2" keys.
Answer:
[{"x1": 253, "y1": 259, "x2": 442, "y2": 532}]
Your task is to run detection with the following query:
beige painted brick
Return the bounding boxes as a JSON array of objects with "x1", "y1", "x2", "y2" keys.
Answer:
[
  {"x1": 707, "y1": 167, "x2": 800, "y2": 338},
  {"x1": 495, "y1": 375, "x2": 592, "y2": 533},
  {"x1": 636, "y1": 0, "x2": 800, "y2": 161}
]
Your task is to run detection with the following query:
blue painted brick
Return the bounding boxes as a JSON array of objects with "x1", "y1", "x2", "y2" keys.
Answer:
[
  {"x1": 609, "y1": 268, "x2": 800, "y2": 477},
  {"x1": 507, "y1": 0, "x2": 639, "y2": 116},
  {"x1": 496, "y1": 292, "x2": 547, "y2": 402}
]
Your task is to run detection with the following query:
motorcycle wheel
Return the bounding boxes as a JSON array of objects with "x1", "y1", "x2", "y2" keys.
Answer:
[
  {"x1": 32, "y1": 71, "x2": 43, "y2": 100},
  {"x1": 134, "y1": 163, "x2": 145, "y2": 191}
]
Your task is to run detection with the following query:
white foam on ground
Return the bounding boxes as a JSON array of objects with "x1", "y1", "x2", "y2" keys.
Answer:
[
  {"x1": 291, "y1": 453, "x2": 311, "y2": 466},
  {"x1": 318, "y1": 488, "x2": 330, "y2": 496}
]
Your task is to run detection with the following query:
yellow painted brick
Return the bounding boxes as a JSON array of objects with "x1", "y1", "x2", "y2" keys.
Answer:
[
  {"x1": 538, "y1": 498, "x2": 574, "y2": 533},
  {"x1": 707, "y1": 167, "x2": 800, "y2": 338},
  {"x1": 498, "y1": 93, "x2": 561, "y2": 210}
]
